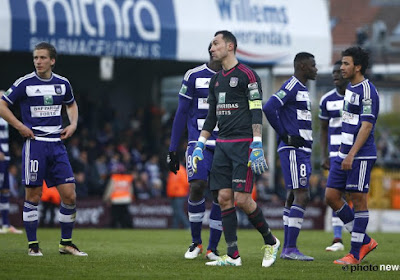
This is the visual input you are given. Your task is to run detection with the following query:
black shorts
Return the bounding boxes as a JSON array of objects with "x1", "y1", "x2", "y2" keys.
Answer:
[{"x1": 210, "y1": 139, "x2": 254, "y2": 193}]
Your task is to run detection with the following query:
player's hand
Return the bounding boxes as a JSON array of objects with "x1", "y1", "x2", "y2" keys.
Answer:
[
  {"x1": 192, "y1": 142, "x2": 205, "y2": 173},
  {"x1": 321, "y1": 157, "x2": 330, "y2": 170},
  {"x1": 61, "y1": 124, "x2": 77, "y2": 140},
  {"x1": 247, "y1": 141, "x2": 268, "y2": 175},
  {"x1": 341, "y1": 154, "x2": 354, "y2": 170},
  {"x1": 17, "y1": 124, "x2": 35, "y2": 139},
  {"x1": 281, "y1": 134, "x2": 306, "y2": 148},
  {"x1": 167, "y1": 151, "x2": 179, "y2": 174}
]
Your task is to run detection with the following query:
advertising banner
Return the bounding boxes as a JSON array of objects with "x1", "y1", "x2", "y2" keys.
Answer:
[{"x1": 0, "y1": 0, "x2": 331, "y2": 65}]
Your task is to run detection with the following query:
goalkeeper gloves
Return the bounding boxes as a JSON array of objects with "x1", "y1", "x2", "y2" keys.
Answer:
[
  {"x1": 192, "y1": 141, "x2": 205, "y2": 173},
  {"x1": 280, "y1": 134, "x2": 306, "y2": 148},
  {"x1": 167, "y1": 151, "x2": 179, "y2": 174},
  {"x1": 248, "y1": 141, "x2": 268, "y2": 175}
]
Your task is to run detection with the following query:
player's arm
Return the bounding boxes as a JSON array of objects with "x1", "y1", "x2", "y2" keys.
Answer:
[
  {"x1": 341, "y1": 121, "x2": 372, "y2": 170},
  {"x1": 263, "y1": 90, "x2": 305, "y2": 148},
  {"x1": 0, "y1": 99, "x2": 34, "y2": 139},
  {"x1": 61, "y1": 101, "x2": 78, "y2": 140},
  {"x1": 320, "y1": 119, "x2": 330, "y2": 169},
  {"x1": 319, "y1": 97, "x2": 330, "y2": 169},
  {"x1": 192, "y1": 75, "x2": 217, "y2": 172},
  {"x1": 168, "y1": 77, "x2": 193, "y2": 174},
  {"x1": 247, "y1": 75, "x2": 267, "y2": 174}
]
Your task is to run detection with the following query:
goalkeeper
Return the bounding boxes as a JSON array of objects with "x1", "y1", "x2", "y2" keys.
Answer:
[{"x1": 192, "y1": 30, "x2": 279, "y2": 267}]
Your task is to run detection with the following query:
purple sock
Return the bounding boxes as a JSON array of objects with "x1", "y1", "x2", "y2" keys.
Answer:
[
  {"x1": 283, "y1": 207, "x2": 290, "y2": 249},
  {"x1": 350, "y1": 211, "x2": 369, "y2": 260},
  {"x1": 0, "y1": 193, "x2": 10, "y2": 226},
  {"x1": 59, "y1": 203, "x2": 76, "y2": 240},
  {"x1": 335, "y1": 203, "x2": 354, "y2": 232},
  {"x1": 287, "y1": 205, "x2": 304, "y2": 248},
  {"x1": 23, "y1": 201, "x2": 39, "y2": 242},
  {"x1": 188, "y1": 198, "x2": 205, "y2": 244},
  {"x1": 208, "y1": 202, "x2": 222, "y2": 251}
]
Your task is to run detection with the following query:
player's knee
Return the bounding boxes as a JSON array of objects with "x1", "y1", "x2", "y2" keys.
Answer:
[
  {"x1": 293, "y1": 190, "x2": 310, "y2": 207},
  {"x1": 189, "y1": 180, "x2": 206, "y2": 201}
]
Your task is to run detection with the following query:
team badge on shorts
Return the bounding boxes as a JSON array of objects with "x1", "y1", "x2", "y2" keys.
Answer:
[
  {"x1": 300, "y1": 178, "x2": 307, "y2": 187},
  {"x1": 30, "y1": 173, "x2": 38, "y2": 182},
  {"x1": 229, "y1": 77, "x2": 238, "y2": 87}
]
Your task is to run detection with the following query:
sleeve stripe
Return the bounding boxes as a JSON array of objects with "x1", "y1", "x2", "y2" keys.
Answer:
[
  {"x1": 362, "y1": 80, "x2": 371, "y2": 99},
  {"x1": 178, "y1": 93, "x2": 192, "y2": 100},
  {"x1": 237, "y1": 64, "x2": 256, "y2": 83}
]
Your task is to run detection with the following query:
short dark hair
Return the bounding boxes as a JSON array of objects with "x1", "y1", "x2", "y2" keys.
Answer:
[
  {"x1": 334, "y1": 60, "x2": 342, "y2": 66},
  {"x1": 34, "y1": 42, "x2": 57, "y2": 60},
  {"x1": 293, "y1": 52, "x2": 314, "y2": 69},
  {"x1": 342, "y1": 46, "x2": 369, "y2": 75},
  {"x1": 214, "y1": 30, "x2": 237, "y2": 52}
]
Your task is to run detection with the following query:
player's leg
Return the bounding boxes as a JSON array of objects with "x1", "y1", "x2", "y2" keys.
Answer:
[
  {"x1": 57, "y1": 182, "x2": 87, "y2": 256},
  {"x1": 325, "y1": 158, "x2": 344, "y2": 251},
  {"x1": 279, "y1": 150, "x2": 313, "y2": 261},
  {"x1": 333, "y1": 159, "x2": 377, "y2": 265},
  {"x1": 22, "y1": 139, "x2": 45, "y2": 256},
  {"x1": 52, "y1": 141, "x2": 87, "y2": 256},
  {"x1": 281, "y1": 191, "x2": 293, "y2": 257},
  {"x1": 24, "y1": 186, "x2": 42, "y2": 256},
  {"x1": 206, "y1": 143, "x2": 241, "y2": 266},
  {"x1": 206, "y1": 193, "x2": 222, "y2": 260},
  {"x1": 325, "y1": 209, "x2": 345, "y2": 251},
  {"x1": 184, "y1": 145, "x2": 207, "y2": 259}
]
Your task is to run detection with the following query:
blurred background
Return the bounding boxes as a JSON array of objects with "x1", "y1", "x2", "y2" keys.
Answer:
[{"x1": 1, "y1": 0, "x2": 400, "y2": 231}]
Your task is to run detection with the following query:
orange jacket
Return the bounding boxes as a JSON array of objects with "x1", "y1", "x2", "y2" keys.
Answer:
[
  {"x1": 41, "y1": 181, "x2": 61, "y2": 205},
  {"x1": 166, "y1": 165, "x2": 189, "y2": 198},
  {"x1": 104, "y1": 174, "x2": 134, "y2": 204}
]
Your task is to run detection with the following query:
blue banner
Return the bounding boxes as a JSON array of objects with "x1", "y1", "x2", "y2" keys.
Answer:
[{"x1": 9, "y1": 0, "x2": 177, "y2": 59}]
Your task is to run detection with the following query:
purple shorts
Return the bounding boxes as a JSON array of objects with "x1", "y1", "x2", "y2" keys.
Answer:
[
  {"x1": 327, "y1": 157, "x2": 375, "y2": 193},
  {"x1": 186, "y1": 143, "x2": 214, "y2": 182},
  {"x1": 22, "y1": 139, "x2": 75, "y2": 187},
  {"x1": 0, "y1": 161, "x2": 10, "y2": 190},
  {"x1": 279, "y1": 149, "x2": 312, "y2": 189}
]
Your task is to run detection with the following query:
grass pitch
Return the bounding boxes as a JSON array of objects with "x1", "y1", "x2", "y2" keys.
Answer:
[{"x1": 0, "y1": 229, "x2": 397, "y2": 279}]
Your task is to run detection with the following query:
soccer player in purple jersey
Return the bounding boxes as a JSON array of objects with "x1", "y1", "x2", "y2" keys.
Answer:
[
  {"x1": 319, "y1": 61, "x2": 348, "y2": 252},
  {"x1": 167, "y1": 44, "x2": 223, "y2": 261},
  {"x1": 326, "y1": 46, "x2": 379, "y2": 265},
  {"x1": 0, "y1": 91, "x2": 23, "y2": 235},
  {"x1": 192, "y1": 30, "x2": 278, "y2": 267},
  {"x1": 263, "y1": 52, "x2": 317, "y2": 261},
  {"x1": 0, "y1": 42, "x2": 87, "y2": 256}
]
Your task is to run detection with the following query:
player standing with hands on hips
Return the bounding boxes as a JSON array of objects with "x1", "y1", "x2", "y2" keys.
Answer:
[
  {"x1": 192, "y1": 30, "x2": 279, "y2": 267},
  {"x1": 0, "y1": 42, "x2": 87, "y2": 257}
]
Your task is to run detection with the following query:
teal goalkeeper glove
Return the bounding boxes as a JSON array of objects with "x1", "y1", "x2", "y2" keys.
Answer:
[
  {"x1": 247, "y1": 141, "x2": 268, "y2": 175},
  {"x1": 192, "y1": 142, "x2": 205, "y2": 173}
]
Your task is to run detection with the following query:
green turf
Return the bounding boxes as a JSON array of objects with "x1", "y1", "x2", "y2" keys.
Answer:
[{"x1": 0, "y1": 229, "x2": 397, "y2": 279}]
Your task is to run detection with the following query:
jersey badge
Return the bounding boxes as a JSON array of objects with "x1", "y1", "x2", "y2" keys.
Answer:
[
  {"x1": 229, "y1": 77, "x2": 238, "y2": 87},
  {"x1": 179, "y1": 85, "x2": 187, "y2": 95},
  {"x1": 362, "y1": 98, "x2": 372, "y2": 114},
  {"x1": 218, "y1": 92, "x2": 226, "y2": 103},
  {"x1": 44, "y1": 95, "x2": 54, "y2": 105},
  {"x1": 4, "y1": 88, "x2": 12, "y2": 96},
  {"x1": 275, "y1": 90, "x2": 287, "y2": 99},
  {"x1": 54, "y1": 85, "x2": 62, "y2": 94}
]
